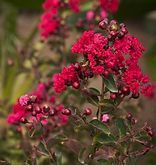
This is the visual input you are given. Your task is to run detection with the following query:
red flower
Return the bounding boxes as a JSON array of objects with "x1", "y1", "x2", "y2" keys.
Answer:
[
  {"x1": 99, "y1": 0, "x2": 120, "y2": 13},
  {"x1": 7, "y1": 103, "x2": 27, "y2": 124},
  {"x1": 39, "y1": 9, "x2": 60, "y2": 38},
  {"x1": 42, "y1": 0, "x2": 60, "y2": 10},
  {"x1": 53, "y1": 65, "x2": 79, "y2": 93},
  {"x1": 53, "y1": 74, "x2": 66, "y2": 93},
  {"x1": 69, "y1": 0, "x2": 80, "y2": 13}
]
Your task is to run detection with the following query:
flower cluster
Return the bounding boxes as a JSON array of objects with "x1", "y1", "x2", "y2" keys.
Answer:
[
  {"x1": 99, "y1": 0, "x2": 120, "y2": 13},
  {"x1": 39, "y1": 0, "x2": 120, "y2": 39},
  {"x1": 7, "y1": 83, "x2": 69, "y2": 128},
  {"x1": 39, "y1": 0, "x2": 60, "y2": 38},
  {"x1": 53, "y1": 19, "x2": 156, "y2": 100}
]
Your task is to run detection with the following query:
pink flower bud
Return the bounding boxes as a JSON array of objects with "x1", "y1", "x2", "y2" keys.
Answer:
[
  {"x1": 19, "y1": 95, "x2": 29, "y2": 106},
  {"x1": 86, "y1": 11, "x2": 94, "y2": 21},
  {"x1": 101, "y1": 114, "x2": 110, "y2": 123},
  {"x1": 100, "y1": 10, "x2": 108, "y2": 19}
]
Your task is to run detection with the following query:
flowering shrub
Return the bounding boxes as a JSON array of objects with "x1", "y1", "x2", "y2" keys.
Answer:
[
  {"x1": 4, "y1": 0, "x2": 156, "y2": 164},
  {"x1": 39, "y1": 0, "x2": 120, "y2": 39},
  {"x1": 8, "y1": 18, "x2": 156, "y2": 164}
]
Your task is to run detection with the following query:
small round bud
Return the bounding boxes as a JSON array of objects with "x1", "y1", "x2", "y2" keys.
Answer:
[
  {"x1": 118, "y1": 90, "x2": 122, "y2": 95},
  {"x1": 43, "y1": 105, "x2": 50, "y2": 113},
  {"x1": 132, "y1": 93, "x2": 140, "y2": 99},
  {"x1": 26, "y1": 105, "x2": 33, "y2": 111},
  {"x1": 72, "y1": 82, "x2": 80, "y2": 89},
  {"x1": 122, "y1": 86, "x2": 130, "y2": 96},
  {"x1": 29, "y1": 95, "x2": 37, "y2": 103},
  {"x1": 84, "y1": 108, "x2": 92, "y2": 116},
  {"x1": 121, "y1": 26, "x2": 128, "y2": 34},
  {"x1": 20, "y1": 117, "x2": 27, "y2": 124},
  {"x1": 110, "y1": 31, "x2": 118, "y2": 38},
  {"x1": 126, "y1": 113, "x2": 133, "y2": 120},
  {"x1": 35, "y1": 106, "x2": 41, "y2": 114},
  {"x1": 110, "y1": 93, "x2": 117, "y2": 100},
  {"x1": 145, "y1": 126, "x2": 154, "y2": 137},
  {"x1": 88, "y1": 71, "x2": 94, "y2": 78},
  {"x1": 101, "y1": 114, "x2": 109, "y2": 123},
  {"x1": 74, "y1": 63, "x2": 81, "y2": 71},
  {"x1": 32, "y1": 111, "x2": 37, "y2": 116},
  {"x1": 99, "y1": 18, "x2": 108, "y2": 29},
  {"x1": 103, "y1": 70, "x2": 109, "y2": 78},
  {"x1": 62, "y1": 108, "x2": 71, "y2": 116},
  {"x1": 16, "y1": 127, "x2": 22, "y2": 134},
  {"x1": 131, "y1": 118, "x2": 138, "y2": 125},
  {"x1": 49, "y1": 109, "x2": 55, "y2": 116},
  {"x1": 65, "y1": 80, "x2": 72, "y2": 86}
]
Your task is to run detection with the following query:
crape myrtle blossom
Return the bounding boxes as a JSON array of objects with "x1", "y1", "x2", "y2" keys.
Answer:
[
  {"x1": 39, "y1": 0, "x2": 120, "y2": 38},
  {"x1": 99, "y1": 0, "x2": 120, "y2": 13},
  {"x1": 7, "y1": 83, "x2": 69, "y2": 127},
  {"x1": 53, "y1": 19, "x2": 156, "y2": 101}
]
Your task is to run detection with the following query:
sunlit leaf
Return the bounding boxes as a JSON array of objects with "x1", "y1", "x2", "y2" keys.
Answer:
[
  {"x1": 90, "y1": 119, "x2": 110, "y2": 135},
  {"x1": 116, "y1": 118, "x2": 127, "y2": 138},
  {"x1": 102, "y1": 75, "x2": 118, "y2": 93},
  {"x1": 94, "y1": 133, "x2": 116, "y2": 145}
]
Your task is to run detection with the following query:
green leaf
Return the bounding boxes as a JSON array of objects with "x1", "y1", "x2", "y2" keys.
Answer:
[
  {"x1": 10, "y1": 73, "x2": 35, "y2": 103},
  {"x1": 90, "y1": 119, "x2": 110, "y2": 135},
  {"x1": 94, "y1": 133, "x2": 116, "y2": 145},
  {"x1": 78, "y1": 145, "x2": 96, "y2": 164},
  {"x1": 98, "y1": 159, "x2": 111, "y2": 165},
  {"x1": 54, "y1": 134, "x2": 68, "y2": 141},
  {"x1": 87, "y1": 95, "x2": 99, "y2": 106},
  {"x1": 78, "y1": 148, "x2": 86, "y2": 164},
  {"x1": 88, "y1": 87, "x2": 100, "y2": 96},
  {"x1": 56, "y1": 153, "x2": 62, "y2": 165},
  {"x1": 102, "y1": 75, "x2": 118, "y2": 93},
  {"x1": 116, "y1": 118, "x2": 127, "y2": 138},
  {"x1": 128, "y1": 157, "x2": 137, "y2": 165},
  {"x1": 81, "y1": 1, "x2": 93, "y2": 11}
]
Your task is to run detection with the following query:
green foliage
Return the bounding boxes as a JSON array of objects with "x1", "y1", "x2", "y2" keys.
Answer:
[
  {"x1": 102, "y1": 75, "x2": 118, "y2": 93},
  {"x1": 90, "y1": 119, "x2": 110, "y2": 135},
  {"x1": 116, "y1": 118, "x2": 127, "y2": 138}
]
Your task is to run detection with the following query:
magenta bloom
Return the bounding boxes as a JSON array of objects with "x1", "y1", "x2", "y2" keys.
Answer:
[
  {"x1": 39, "y1": 9, "x2": 60, "y2": 39},
  {"x1": 53, "y1": 65, "x2": 79, "y2": 93},
  {"x1": 7, "y1": 103, "x2": 27, "y2": 124},
  {"x1": 69, "y1": 0, "x2": 80, "y2": 13},
  {"x1": 19, "y1": 94, "x2": 29, "y2": 106},
  {"x1": 102, "y1": 114, "x2": 109, "y2": 123},
  {"x1": 86, "y1": 11, "x2": 95, "y2": 21},
  {"x1": 99, "y1": 0, "x2": 120, "y2": 13}
]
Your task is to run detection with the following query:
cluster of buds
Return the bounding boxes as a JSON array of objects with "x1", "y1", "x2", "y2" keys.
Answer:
[
  {"x1": 7, "y1": 83, "x2": 69, "y2": 130},
  {"x1": 126, "y1": 113, "x2": 138, "y2": 125},
  {"x1": 71, "y1": 19, "x2": 156, "y2": 100},
  {"x1": 99, "y1": 19, "x2": 128, "y2": 40},
  {"x1": 145, "y1": 126, "x2": 154, "y2": 138}
]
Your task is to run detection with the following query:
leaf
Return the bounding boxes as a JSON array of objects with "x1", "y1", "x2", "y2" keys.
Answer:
[
  {"x1": 102, "y1": 75, "x2": 118, "y2": 93},
  {"x1": 128, "y1": 157, "x2": 137, "y2": 165},
  {"x1": 90, "y1": 119, "x2": 110, "y2": 135},
  {"x1": 81, "y1": 1, "x2": 93, "y2": 11},
  {"x1": 78, "y1": 148, "x2": 86, "y2": 164},
  {"x1": 10, "y1": 73, "x2": 35, "y2": 103},
  {"x1": 54, "y1": 134, "x2": 68, "y2": 141},
  {"x1": 116, "y1": 118, "x2": 127, "y2": 138},
  {"x1": 56, "y1": 153, "x2": 62, "y2": 165},
  {"x1": 87, "y1": 95, "x2": 99, "y2": 106},
  {"x1": 88, "y1": 87, "x2": 100, "y2": 96},
  {"x1": 94, "y1": 133, "x2": 116, "y2": 145},
  {"x1": 98, "y1": 159, "x2": 111, "y2": 165}
]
